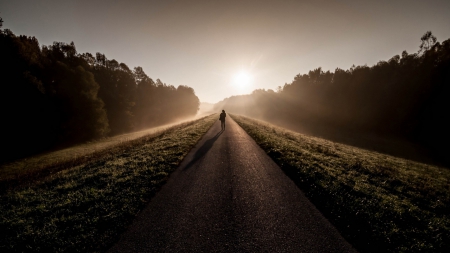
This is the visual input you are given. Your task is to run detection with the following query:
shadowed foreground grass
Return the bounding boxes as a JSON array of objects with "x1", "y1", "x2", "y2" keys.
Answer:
[
  {"x1": 0, "y1": 120, "x2": 191, "y2": 186},
  {"x1": 0, "y1": 114, "x2": 217, "y2": 252},
  {"x1": 232, "y1": 114, "x2": 450, "y2": 253}
]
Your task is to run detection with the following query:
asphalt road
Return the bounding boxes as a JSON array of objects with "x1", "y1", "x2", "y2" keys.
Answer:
[{"x1": 108, "y1": 117, "x2": 357, "y2": 253}]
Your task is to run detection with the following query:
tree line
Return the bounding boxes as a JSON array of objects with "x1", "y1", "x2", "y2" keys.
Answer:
[
  {"x1": 0, "y1": 19, "x2": 199, "y2": 162},
  {"x1": 215, "y1": 32, "x2": 450, "y2": 166}
]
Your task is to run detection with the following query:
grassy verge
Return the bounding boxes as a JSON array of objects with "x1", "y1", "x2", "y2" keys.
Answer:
[
  {"x1": 0, "y1": 120, "x2": 193, "y2": 191},
  {"x1": 232, "y1": 114, "x2": 450, "y2": 253},
  {"x1": 0, "y1": 114, "x2": 217, "y2": 252}
]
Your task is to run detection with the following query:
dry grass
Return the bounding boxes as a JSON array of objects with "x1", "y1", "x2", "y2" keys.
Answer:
[
  {"x1": 0, "y1": 114, "x2": 217, "y2": 252},
  {"x1": 232, "y1": 114, "x2": 450, "y2": 253}
]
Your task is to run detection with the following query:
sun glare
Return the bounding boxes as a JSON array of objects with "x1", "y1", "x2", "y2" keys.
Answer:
[{"x1": 232, "y1": 71, "x2": 252, "y2": 88}]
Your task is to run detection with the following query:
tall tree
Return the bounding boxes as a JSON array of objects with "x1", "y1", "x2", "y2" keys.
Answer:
[
  {"x1": 0, "y1": 25, "x2": 200, "y2": 162},
  {"x1": 419, "y1": 31, "x2": 437, "y2": 54}
]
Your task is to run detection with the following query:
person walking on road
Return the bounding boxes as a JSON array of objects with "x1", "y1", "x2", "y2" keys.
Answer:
[{"x1": 219, "y1": 110, "x2": 226, "y2": 130}]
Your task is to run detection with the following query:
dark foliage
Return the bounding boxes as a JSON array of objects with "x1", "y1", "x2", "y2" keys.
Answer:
[
  {"x1": 0, "y1": 21, "x2": 199, "y2": 162},
  {"x1": 215, "y1": 32, "x2": 450, "y2": 166}
]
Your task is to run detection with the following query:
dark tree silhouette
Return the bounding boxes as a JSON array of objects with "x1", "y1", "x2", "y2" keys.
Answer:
[
  {"x1": 419, "y1": 31, "x2": 437, "y2": 54},
  {"x1": 0, "y1": 20, "x2": 200, "y2": 162},
  {"x1": 215, "y1": 32, "x2": 450, "y2": 166}
]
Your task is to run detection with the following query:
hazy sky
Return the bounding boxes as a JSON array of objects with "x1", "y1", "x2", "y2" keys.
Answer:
[{"x1": 1, "y1": 0, "x2": 450, "y2": 103}]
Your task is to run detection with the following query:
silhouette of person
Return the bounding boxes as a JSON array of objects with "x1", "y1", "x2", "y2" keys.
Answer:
[{"x1": 219, "y1": 110, "x2": 226, "y2": 130}]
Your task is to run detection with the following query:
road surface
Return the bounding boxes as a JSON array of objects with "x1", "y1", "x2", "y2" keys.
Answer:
[{"x1": 109, "y1": 117, "x2": 357, "y2": 252}]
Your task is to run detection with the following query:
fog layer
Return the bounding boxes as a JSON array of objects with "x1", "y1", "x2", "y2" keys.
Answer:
[
  {"x1": 215, "y1": 32, "x2": 450, "y2": 166},
  {"x1": 0, "y1": 24, "x2": 199, "y2": 162}
]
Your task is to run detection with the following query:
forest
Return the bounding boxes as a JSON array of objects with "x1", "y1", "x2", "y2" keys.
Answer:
[
  {"x1": 215, "y1": 32, "x2": 450, "y2": 166},
  {"x1": 0, "y1": 18, "x2": 199, "y2": 162}
]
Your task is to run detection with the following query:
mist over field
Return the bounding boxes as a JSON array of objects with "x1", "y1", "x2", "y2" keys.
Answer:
[
  {"x1": 214, "y1": 32, "x2": 450, "y2": 166},
  {"x1": 1, "y1": 2, "x2": 450, "y2": 251},
  {"x1": 1, "y1": 2, "x2": 450, "y2": 169},
  {"x1": 197, "y1": 102, "x2": 215, "y2": 117},
  {"x1": 0, "y1": 21, "x2": 200, "y2": 163}
]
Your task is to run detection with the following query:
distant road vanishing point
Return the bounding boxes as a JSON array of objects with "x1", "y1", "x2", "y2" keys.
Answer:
[{"x1": 108, "y1": 117, "x2": 357, "y2": 252}]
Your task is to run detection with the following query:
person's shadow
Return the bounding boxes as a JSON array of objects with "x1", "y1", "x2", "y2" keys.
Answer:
[{"x1": 183, "y1": 129, "x2": 224, "y2": 170}]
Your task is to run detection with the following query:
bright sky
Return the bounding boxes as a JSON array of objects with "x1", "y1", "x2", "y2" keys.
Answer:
[{"x1": 1, "y1": 0, "x2": 450, "y2": 103}]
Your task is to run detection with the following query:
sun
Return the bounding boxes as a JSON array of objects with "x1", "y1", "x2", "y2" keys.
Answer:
[{"x1": 232, "y1": 71, "x2": 252, "y2": 87}]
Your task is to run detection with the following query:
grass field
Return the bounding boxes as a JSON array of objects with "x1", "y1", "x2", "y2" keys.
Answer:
[
  {"x1": 232, "y1": 114, "x2": 450, "y2": 253},
  {"x1": 0, "y1": 119, "x2": 199, "y2": 191},
  {"x1": 0, "y1": 114, "x2": 217, "y2": 252}
]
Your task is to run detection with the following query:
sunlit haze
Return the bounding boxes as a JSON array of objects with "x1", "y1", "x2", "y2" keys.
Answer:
[
  {"x1": 2, "y1": 0, "x2": 450, "y2": 103},
  {"x1": 232, "y1": 70, "x2": 253, "y2": 93}
]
